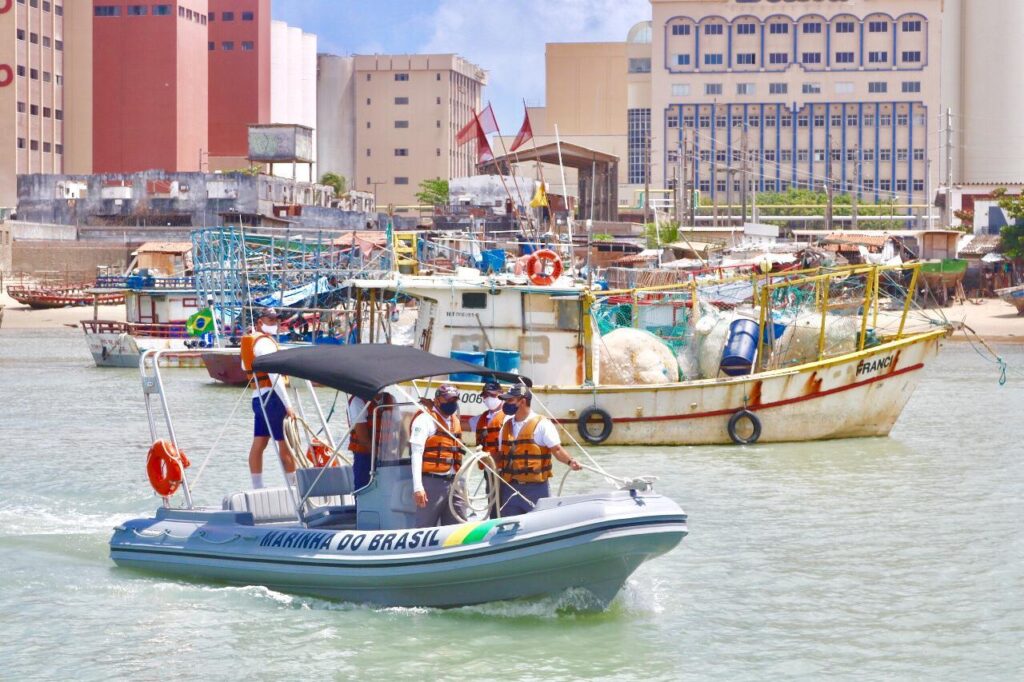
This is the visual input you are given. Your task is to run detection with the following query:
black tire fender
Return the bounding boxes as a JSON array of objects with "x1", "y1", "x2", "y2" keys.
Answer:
[
  {"x1": 727, "y1": 409, "x2": 762, "y2": 445},
  {"x1": 577, "y1": 406, "x2": 613, "y2": 445}
]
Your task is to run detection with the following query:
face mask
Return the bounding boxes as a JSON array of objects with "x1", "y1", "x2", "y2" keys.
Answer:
[
  {"x1": 260, "y1": 324, "x2": 278, "y2": 335},
  {"x1": 502, "y1": 402, "x2": 519, "y2": 416},
  {"x1": 439, "y1": 401, "x2": 459, "y2": 416},
  {"x1": 483, "y1": 396, "x2": 502, "y2": 412}
]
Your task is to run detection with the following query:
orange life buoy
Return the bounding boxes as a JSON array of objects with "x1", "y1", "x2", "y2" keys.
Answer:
[
  {"x1": 146, "y1": 440, "x2": 190, "y2": 498},
  {"x1": 306, "y1": 439, "x2": 335, "y2": 467},
  {"x1": 526, "y1": 249, "x2": 563, "y2": 286}
]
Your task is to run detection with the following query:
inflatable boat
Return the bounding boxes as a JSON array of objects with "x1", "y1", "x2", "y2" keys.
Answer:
[{"x1": 110, "y1": 345, "x2": 688, "y2": 609}]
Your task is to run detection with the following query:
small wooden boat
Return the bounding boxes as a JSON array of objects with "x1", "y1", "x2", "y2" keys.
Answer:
[
  {"x1": 995, "y1": 283, "x2": 1024, "y2": 315},
  {"x1": 6, "y1": 284, "x2": 125, "y2": 309}
]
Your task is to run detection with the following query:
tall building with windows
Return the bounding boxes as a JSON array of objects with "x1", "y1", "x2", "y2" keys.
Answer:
[
  {"x1": 1, "y1": 0, "x2": 66, "y2": 210},
  {"x1": 650, "y1": 0, "x2": 942, "y2": 208},
  {"x1": 341, "y1": 54, "x2": 486, "y2": 208}
]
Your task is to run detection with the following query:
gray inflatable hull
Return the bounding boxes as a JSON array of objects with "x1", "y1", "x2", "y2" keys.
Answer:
[{"x1": 110, "y1": 490, "x2": 687, "y2": 609}]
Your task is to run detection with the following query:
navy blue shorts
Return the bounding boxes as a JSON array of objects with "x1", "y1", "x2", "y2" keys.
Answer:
[{"x1": 252, "y1": 391, "x2": 286, "y2": 440}]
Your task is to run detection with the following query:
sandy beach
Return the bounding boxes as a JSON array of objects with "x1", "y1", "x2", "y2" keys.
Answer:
[{"x1": 1, "y1": 291, "x2": 126, "y2": 331}]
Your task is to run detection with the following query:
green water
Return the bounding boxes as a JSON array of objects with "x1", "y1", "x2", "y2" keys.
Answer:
[{"x1": 1, "y1": 329, "x2": 1022, "y2": 680}]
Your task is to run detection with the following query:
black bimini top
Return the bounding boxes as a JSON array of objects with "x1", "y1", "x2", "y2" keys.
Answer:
[{"x1": 252, "y1": 344, "x2": 530, "y2": 400}]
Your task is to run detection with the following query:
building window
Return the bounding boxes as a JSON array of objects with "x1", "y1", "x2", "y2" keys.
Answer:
[
  {"x1": 736, "y1": 54, "x2": 756, "y2": 65},
  {"x1": 17, "y1": 29, "x2": 25, "y2": 40},
  {"x1": 436, "y1": 96, "x2": 441, "y2": 104},
  {"x1": 394, "y1": 177, "x2": 409, "y2": 185},
  {"x1": 394, "y1": 97, "x2": 409, "y2": 105},
  {"x1": 802, "y1": 83, "x2": 821, "y2": 94},
  {"x1": 671, "y1": 84, "x2": 690, "y2": 97},
  {"x1": 395, "y1": 73, "x2": 409, "y2": 81},
  {"x1": 897, "y1": 149, "x2": 909, "y2": 161},
  {"x1": 29, "y1": 104, "x2": 38, "y2": 115},
  {"x1": 675, "y1": 54, "x2": 691, "y2": 66},
  {"x1": 43, "y1": 107, "x2": 51, "y2": 118},
  {"x1": 863, "y1": 149, "x2": 874, "y2": 161},
  {"x1": 366, "y1": 148, "x2": 371, "y2": 157},
  {"x1": 30, "y1": 32, "x2": 39, "y2": 44},
  {"x1": 913, "y1": 179, "x2": 925, "y2": 192},
  {"x1": 835, "y1": 82, "x2": 855, "y2": 94},
  {"x1": 153, "y1": 5, "x2": 171, "y2": 15},
  {"x1": 736, "y1": 23, "x2": 756, "y2": 36},
  {"x1": 30, "y1": 68, "x2": 38, "y2": 80},
  {"x1": 17, "y1": 101, "x2": 25, "y2": 113},
  {"x1": 868, "y1": 51, "x2": 888, "y2": 64},
  {"x1": 880, "y1": 149, "x2": 892, "y2": 161},
  {"x1": 780, "y1": 149, "x2": 793, "y2": 162},
  {"x1": 683, "y1": 115, "x2": 694, "y2": 127},
  {"x1": 902, "y1": 81, "x2": 921, "y2": 93},
  {"x1": 902, "y1": 20, "x2": 922, "y2": 32},
  {"x1": 17, "y1": 138, "x2": 25, "y2": 149},
  {"x1": 55, "y1": 109, "x2": 62, "y2": 120},
  {"x1": 242, "y1": 41, "x2": 254, "y2": 51},
  {"x1": 831, "y1": 114, "x2": 842, "y2": 127},
  {"x1": 395, "y1": 148, "x2": 409, "y2": 156},
  {"x1": 737, "y1": 83, "x2": 755, "y2": 95},
  {"x1": 705, "y1": 83, "x2": 722, "y2": 95},
  {"x1": 769, "y1": 23, "x2": 789, "y2": 35},
  {"x1": 798, "y1": 115, "x2": 809, "y2": 128},
  {"x1": 55, "y1": 39, "x2": 63, "y2": 50},
  {"x1": 869, "y1": 21, "x2": 889, "y2": 33},
  {"x1": 835, "y1": 21, "x2": 855, "y2": 34},
  {"x1": 208, "y1": 42, "x2": 215, "y2": 51},
  {"x1": 814, "y1": 114, "x2": 825, "y2": 127},
  {"x1": 43, "y1": 36, "x2": 51, "y2": 47},
  {"x1": 30, "y1": 140, "x2": 39, "y2": 151},
  {"x1": 94, "y1": 6, "x2": 120, "y2": 16},
  {"x1": 394, "y1": 120, "x2": 409, "y2": 128},
  {"x1": 768, "y1": 83, "x2": 788, "y2": 96},
  {"x1": 629, "y1": 57, "x2": 652, "y2": 73},
  {"x1": 798, "y1": 149, "x2": 809, "y2": 162},
  {"x1": 222, "y1": 11, "x2": 234, "y2": 20},
  {"x1": 896, "y1": 180, "x2": 908, "y2": 192},
  {"x1": 242, "y1": 11, "x2": 254, "y2": 20},
  {"x1": 704, "y1": 24, "x2": 723, "y2": 35},
  {"x1": 43, "y1": 142, "x2": 51, "y2": 153},
  {"x1": 847, "y1": 115, "x2": 858, "y2": 127},
  {"x1": 897, "y1": 113, "x2": 909, "y2": 126},
  {"x1": 55, "y1": 144, "x2": 63, "y2": 155},
  {"x1": 802, "y1": 53, "x2": 822, "y2": 65},
  {"x1": 222, "y1": 42, "x2": 234, "y2": 51},
  {"x1": 17, "y1": 66, "x2": 25, "y2": 77},
  {"x1": 880, "y1": 179, "x2": 891, "y2": 191},
  {"x1": 869, "y1": 82, "x2": 888, "y2": 94},
  {"x1": 208, "y1": 12, "x2": 214, "y2": 21},
  {"x1": 803, "y1": 22, "x2": 822, "y2": 34},
  {"x1": 835, "y1": 52, "x2": 855, "y2": 64},
  {"x1": 667, "y1": 112, "x2": 679, "y2": 128},
  {"x1": 366, "y1": 121, "x2": 371, "y2": 129},
  {"x1": 627, "y1": 108, "x2": 651, "y2": 184},
  {"x1": 178, "y1": 6, "x2": 184, "y2": 17},
  {"x1": 764, "y1": 150, "x2": 776, "y2": 161},
  {"x1": 436, "y1": 120, "x2": 441, "y2": 128},
  {"x1": 780, "y1": 115, "x2": 792, "y2": 128},
  {"x1": 880, "y1": 114, "x2": 892, "y2": 127},
  {"x1": 902, "y1": 51, "x2": 922, "y2": 63},
  {"x1": 671, "y1": 24, "x2": 691, "y2": 36},
  {"x1": 716, "y1": 115, "x2": 726, "y2": 128},
  {"x1": 913, "y1": 148, "x2": 925, "y2": 161},
  {"x1": 698, "y1": 116, "x2": 710, "y2": 128},
  {"x1": 769, "y1": 53, "x2": 789, "y2": 65}
]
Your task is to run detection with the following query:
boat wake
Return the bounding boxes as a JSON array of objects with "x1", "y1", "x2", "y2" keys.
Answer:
[{"x1": 0, "y1": 498, "x2": 130, "y2": 538}]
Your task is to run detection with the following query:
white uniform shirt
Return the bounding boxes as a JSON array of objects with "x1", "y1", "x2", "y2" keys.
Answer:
[
  {"x1": 409, "y1": 408, "x2": 458, "y2": 493},
  {"x1": 496, "y1": 410, "x2": 561, "y2": 450},
  {"x1": 251, "y1": 334, "x2": 291, "y2": 409}
]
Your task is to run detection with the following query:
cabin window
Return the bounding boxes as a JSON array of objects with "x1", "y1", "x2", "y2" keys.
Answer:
[{"x1": 461, "y1": 292, "x2": 487, "y2": 309}]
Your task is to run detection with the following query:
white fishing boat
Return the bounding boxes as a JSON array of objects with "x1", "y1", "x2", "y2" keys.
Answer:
[
  {"x1": 995, "y1": 283, "x2": 1024, "y2": 315},
  {"x1": 110, "y1": 345, "x2": 687, "y2": 610},
  {"x1": 347, "y1": 258, "x2": 950, "y2": 446}
]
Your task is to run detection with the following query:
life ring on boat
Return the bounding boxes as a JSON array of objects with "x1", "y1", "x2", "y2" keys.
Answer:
[
  {"x1": 727, "y1": 409, "x2": 761, "y2": 445},
  {"x1": 146, "y1": 440, "x2": 190, "y2": 497},
  {"x1": 577, "y1": 406, "x2": 613, "y2": 445},
  {"x1": 306, "y1": 439, "x2": 335, "y2": 467},
  {"x1": 526, "y1": 249, "x2": 563, "y2": 286}
]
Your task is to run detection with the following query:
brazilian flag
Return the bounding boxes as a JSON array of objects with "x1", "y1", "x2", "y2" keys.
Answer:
[{"x1": 186, "y1": 308, "x2": 215, "y2": 337}]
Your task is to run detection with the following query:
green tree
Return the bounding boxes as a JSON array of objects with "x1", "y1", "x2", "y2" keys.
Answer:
[
  {"x1": 996, "y1": 188, "x2": 1024, "y2": 258},
  {"x1": 415, "y1": 178, "x2": 449, "y2": 206},
  {"x1": 645, "y1": 220, "x2": 680, "y2": 248},
  {"x1": 743, "y1": 188, "x2": 905, "y2": 230},
  {"x1": 320, "y1": 172, "x2": 346, "y2": 196}
]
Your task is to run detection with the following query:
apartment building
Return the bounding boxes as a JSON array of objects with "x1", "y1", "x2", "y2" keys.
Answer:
[
  {"x1": 317, "y1": 53, "x2": 486, "y2": 208},
  {"x1": 0, "y1": 0, "x2": 66, "y2": 210}
]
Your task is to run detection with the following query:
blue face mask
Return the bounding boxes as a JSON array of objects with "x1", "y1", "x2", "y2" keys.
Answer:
[
  {"x1": 439, "y1": 401, "x2": 459, "y2": 416},
  {"x1": 502, "y1": 402, "x2": 519, "y2": 416}
]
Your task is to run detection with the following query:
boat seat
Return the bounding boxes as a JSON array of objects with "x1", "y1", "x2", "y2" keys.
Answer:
[
  {"x1": 296, "y1": 465, "x2": 355, "y2": 501},
  {"x1": 222, "y1": 487, "x2": 298, "y2": 524}
]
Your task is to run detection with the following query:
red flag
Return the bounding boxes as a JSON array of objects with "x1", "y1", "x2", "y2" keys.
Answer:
[
  {"x1": 510, "y1": 107, "x2": 533, "y2": 152},
  {"x1": 455, "y1": 115, "x2": 480, "y2": 147},
  {"x1": 476, "y1": 116, "x2": 494, "y2": 163},
  {"x1": 477, "y1": 103, "x2": 499, "y2": 135}
]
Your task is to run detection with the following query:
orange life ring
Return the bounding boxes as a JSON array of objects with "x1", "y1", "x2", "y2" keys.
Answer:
[
  {"x1": 146, "y1": 440, "x2": 190, "y2": 498},
  {"x1": 526, "y1": 249, "x2": 563, "y2": 286},
  {"x1": 306, "y1": 439, "x2": 335, "y2": 467}
]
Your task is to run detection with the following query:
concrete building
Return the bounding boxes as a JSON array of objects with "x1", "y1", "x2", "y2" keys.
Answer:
[
  {"x1": 207, "y1": 0, "x2": 271, "y2": 171},
  {"x1": 1, "y1": 0, "x2": 67, "y2": 210},
  {"x1": 317, "y1": 53, "x2": 486, "y2": 208},
  {"x1": 268, "y1": 19, "x2": 316, "y2": 182}
]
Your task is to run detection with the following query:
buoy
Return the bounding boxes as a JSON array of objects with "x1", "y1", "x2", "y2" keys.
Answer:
[
  {"x1": 146, "y1": 440, "x2": 190, "y2": 497},
  {"x1": 526, "y1": 249, "x2": 563, "y2": 286}
]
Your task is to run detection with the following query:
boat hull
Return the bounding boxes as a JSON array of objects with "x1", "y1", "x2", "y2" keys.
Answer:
[
  {"x1": 201, "y1": 349, "x2": 249, "y2": 385},
  {"x1": 109, "y1": 492, "x2": 687, "y2": 609},
  {"x1": 422, "y1": 330, "x2": 946, "y2": 446},
  {"x1": 996, "y1": 284, "x2": 1024, "y2": 315},
  {"x1": 84, "y1": 329, "x2": 202, "y2": 368}
]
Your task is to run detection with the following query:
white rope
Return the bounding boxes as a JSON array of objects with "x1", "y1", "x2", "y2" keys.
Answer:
[{"x1": 188, "y1": 381, "x2": 252, "y2": 490}]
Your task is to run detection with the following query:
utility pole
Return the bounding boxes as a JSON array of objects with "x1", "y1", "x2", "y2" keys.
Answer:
[
  {"x1": 643, "y1": 129, "x2": 651, "y2": 225},
  {"x1": 945, "y1": 108, "x2": 954, "y2": 229},
  {"x1": 825, "y1": 134, "x2": 835, "y2": 232},
  {"x1": 740, "y1": 124, "x2": 749, "y2": 226},
  {"x1": 690, "y1": 131, "x2": 698, "y2": 227},
  {"x1": 675, "y1": 143, "x2": 684, "y2": 224},
  {"x1": 680, "y1": 135, "x2": 689, "y2": 226},
  {"x1": 851, "y1": 145, "x2": 859, "y2": 231}
]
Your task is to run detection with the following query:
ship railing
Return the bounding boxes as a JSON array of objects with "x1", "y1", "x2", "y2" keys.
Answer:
[{"x1": 81, "y1": 319, "x2": 189, "y2": 339}]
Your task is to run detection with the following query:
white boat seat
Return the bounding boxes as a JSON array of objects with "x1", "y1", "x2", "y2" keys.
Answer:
[
  {"x1": 296, "y1": 465, "x2": 355, "y2": 500},
  {"x1": 222, "y1": 487, "x2": 298, "y2": 524}
]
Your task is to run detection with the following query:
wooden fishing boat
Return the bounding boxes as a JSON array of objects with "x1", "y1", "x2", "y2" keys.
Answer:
[
  {"x1": 995, "y1": 283, "x2": 1024, "y2": 315},
  {"x1": 6, "y1": 284, "x2": 125, "y2": 309}
]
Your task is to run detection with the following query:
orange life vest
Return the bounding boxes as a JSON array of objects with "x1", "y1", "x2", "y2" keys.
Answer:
[
  {"x1": 422, "y1": 407, "x2": 463, "y2": 475},
  {"x1": 499, "y1": 414, "x2": 553, "y2": 484},
  {"x1": 348, "y1": 393, "x2": 395, "y2": 456},
  {"x1": 240, "y1": 332, "x2": 275, "y2": 389},
  {"x1": 475, "y1": 410, "x2": 504, "y2": 456}
]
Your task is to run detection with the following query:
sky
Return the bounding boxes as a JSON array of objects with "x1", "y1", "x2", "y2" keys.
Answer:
[{"x1": 272, "y1": 0, "x2": 650, "y2": 133}]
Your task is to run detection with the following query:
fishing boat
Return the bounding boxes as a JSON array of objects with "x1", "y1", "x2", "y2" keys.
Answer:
[
  {"x1": 995, "y1": 283, "x2": 1024, "y2": 315},
  {"x1": 6, "y1": 283, "x2": 124, "y2": 309},
  {"x1": 347, "y1": 258, "x2": 951, "y2": 446},
  {"x1": 110, "y1": 345, "x2": 687, "y2": 610}
]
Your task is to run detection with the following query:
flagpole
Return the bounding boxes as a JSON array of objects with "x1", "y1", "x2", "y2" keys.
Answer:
[
  {"x1": 476, "y1": 109, "x2": 522, "y2": 249},
  {"x1": 487, "y1": 102, "x2": 533, "y2": 237},
  {"x1": 554, "y1": 124, "x2": 574, "y2": 269}
]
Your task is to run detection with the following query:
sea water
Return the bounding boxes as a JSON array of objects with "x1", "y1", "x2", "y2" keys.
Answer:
[{"x1": 1, "y1": 329, "x2": 1022, "y2": 680}]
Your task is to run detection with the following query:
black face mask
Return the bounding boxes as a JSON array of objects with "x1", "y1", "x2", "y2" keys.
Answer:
[
  {"x1": 502, "y1": 402, "x2": 519, "y2": 416},
  {"x1": 439, "y1": 401, "x2": 459, "y2": 416}
]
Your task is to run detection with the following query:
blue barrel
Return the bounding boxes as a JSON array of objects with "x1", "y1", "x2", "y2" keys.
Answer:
[
  {"x1": 450, "y1": 350, "x2": 486, "y2": 382},
  {"x1": 721, "y1": 319, "x2": 760, "y2": 376},
  {"x1": 762, "y1": 322, "x2": 786, "y2": 345},
  {"x1": 485, "y1": 349, "x2": 520, "y2": 374}
]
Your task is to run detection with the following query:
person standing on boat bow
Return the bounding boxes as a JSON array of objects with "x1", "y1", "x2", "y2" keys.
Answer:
[
  {"x1": 240, "y1": 308, "x2": 297, "y2": 490},
  {"x1": 468, "y1": 381, "x2": 507, "y2": 518},
  {"x1": 497, "y1": 385, "x2": 581, "y2": 516},
  {"x1": 409, "y1": 384, "x2": 466, "y2": 526}
]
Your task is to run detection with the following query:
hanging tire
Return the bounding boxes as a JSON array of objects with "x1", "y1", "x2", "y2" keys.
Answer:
[
  {"x1": 727, "y1": 409, "x2": 761, "y2": 445},
  {"x1": 578, "y1": 407, "x2": 613, "y2": 445}
]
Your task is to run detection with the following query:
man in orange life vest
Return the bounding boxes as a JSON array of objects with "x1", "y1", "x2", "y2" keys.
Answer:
[
  {"x1": 347, "y1": 390, "x2": 396, "y2": 489},
  {"x1": 409, "y1": 384, "x2": 466, "y2": 526},
  {"x1": 468, "y1": 381, "x2": 506, "y2": 517},
  {"x1": 497, "y1": 385, "x2": 581, "y2": 516},
  {"x1": 240, "y1": 308, "x2": 297, "y2": 489}
]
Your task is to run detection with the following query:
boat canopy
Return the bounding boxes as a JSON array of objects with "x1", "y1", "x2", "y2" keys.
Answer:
[{"x1": 253, "y1": 344, "x2": 530, "y2": 400}]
